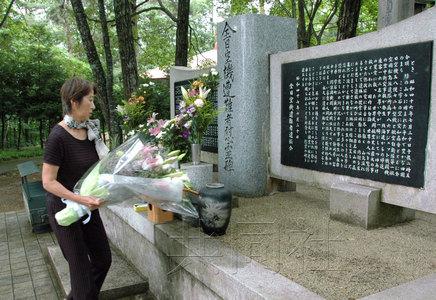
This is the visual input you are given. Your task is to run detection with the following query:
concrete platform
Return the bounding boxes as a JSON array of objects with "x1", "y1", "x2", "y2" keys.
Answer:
[
  {"x1": 100, "y1": 201, "x2": 323, "y2": 299},
  {"x1": 48, "y1": 245, "x2": 149, "y2": 299},
  {"x1": 359, "y1": 272, "x2": 436, "y2": 300}
]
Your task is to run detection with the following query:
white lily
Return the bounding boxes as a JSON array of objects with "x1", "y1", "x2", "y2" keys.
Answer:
[
  {"x1": 199, "y1": 87, "x2": 211, "y2": 99},
  {"x1": 181, "y1": 86, "x2": 189, "y2": 100},
  {"x1": 116, "y1": 105, "x2": 125, "y2": 114},
  {"x1": 194, "y1": 98, "x2": 204, "y2": 108}
]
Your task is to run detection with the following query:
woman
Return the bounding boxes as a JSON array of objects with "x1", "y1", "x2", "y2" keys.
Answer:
[{"x1": 42, "y1": 77, "x2": 111, "y2": 300}]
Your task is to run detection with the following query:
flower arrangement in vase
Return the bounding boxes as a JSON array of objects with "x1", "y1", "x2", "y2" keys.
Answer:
[{"x1": 176, "y1": 69, "x2": 220, "y2": 163}]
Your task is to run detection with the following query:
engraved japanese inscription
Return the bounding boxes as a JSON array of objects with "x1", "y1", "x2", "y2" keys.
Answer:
[{"x1": 281, "y1": 41, "x2": 433, "y2": 187}]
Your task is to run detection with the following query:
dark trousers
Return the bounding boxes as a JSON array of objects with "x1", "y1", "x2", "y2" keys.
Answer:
[{"x1": 47, "y1": 197, "x2": 112, "y2": 300}]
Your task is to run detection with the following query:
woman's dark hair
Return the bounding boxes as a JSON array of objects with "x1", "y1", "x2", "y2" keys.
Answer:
[{"x1": 60, "y1": 77, "x2": 97, "y2": 114}]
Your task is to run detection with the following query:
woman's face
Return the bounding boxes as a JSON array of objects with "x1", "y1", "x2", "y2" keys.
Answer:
[{"x1": 71, "y1": 90, "x2": 95, "y2": 122}]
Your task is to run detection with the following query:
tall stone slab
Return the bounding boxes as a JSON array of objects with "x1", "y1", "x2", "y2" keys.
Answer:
[
  {"x1": 378, "y1": 0, "x2": 415, "y2": 29},
  {"x1": 217, "y1": 15, "x2": 297, "y2": 196}
]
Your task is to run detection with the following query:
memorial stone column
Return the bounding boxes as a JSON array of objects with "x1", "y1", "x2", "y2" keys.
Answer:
[
  {"x1": 217, "y1": 15, "x2": 296, "y2": 196},
  {"x1": 378, "y1": 0, "x2": 415, "y2": 29}
]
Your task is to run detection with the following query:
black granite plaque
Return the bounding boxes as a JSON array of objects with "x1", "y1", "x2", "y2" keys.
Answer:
[
  {"x1": 174, "y1": 80, "x2": 218, "y2": 153},
  {"x1": 281, "y1": 41, "x2": 433, "y2": 188}
]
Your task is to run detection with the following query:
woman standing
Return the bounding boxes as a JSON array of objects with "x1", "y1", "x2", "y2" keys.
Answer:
[{"x1": 42, "y1": 77, "x2": 111, "y2": 299}]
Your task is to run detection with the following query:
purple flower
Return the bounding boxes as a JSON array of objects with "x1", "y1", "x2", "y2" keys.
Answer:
[
  {"x1": 187, "y1": 105, "x2": 196, "y2": 116},
  {"x1": 181, "y1": 130, "x2": 190, "y2": 139}
]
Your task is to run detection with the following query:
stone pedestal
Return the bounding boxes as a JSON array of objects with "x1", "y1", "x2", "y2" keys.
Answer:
[
  {"x1": 378, "y1": 0, "x2": 414, "y2": 29},
  {"x1": 217, "y1": 14, "x2": 297, "y2": 197},
  {"x1": 181, "y1": 162, "x2": 213, "y2": 191},
  {"x1": 330, "y1": 182, "x2": 415, "y2": 229},
  {"x1": 267, "y1": 177, "x2": 297, "y2": 194}
]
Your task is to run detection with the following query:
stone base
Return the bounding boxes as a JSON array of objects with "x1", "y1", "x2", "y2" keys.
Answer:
[
  {"x1": 100, "y1": 202, "x2": 323, "y2": 299},
  {"x1": 267, "y1": 177, "x2": 297, "y2": 194},
  {"x1": 181, "y1": 162, "x2": 213, "y2": 191},
  {"x1": 47, "y1": 245, "x2": 149, "y2": 299},
  {"x1": 330, "y1": 182, "x2": 415, "y2": 229}
]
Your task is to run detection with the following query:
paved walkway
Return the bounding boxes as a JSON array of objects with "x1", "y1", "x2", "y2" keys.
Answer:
[{"x1": 0, "y1": 210, "x2": 62, "y2": 299}]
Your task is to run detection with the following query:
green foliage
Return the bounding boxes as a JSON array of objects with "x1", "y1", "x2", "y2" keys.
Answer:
[
  {"x1": 0, "y1": 25, "x2": 91, "y2": 122},
  {"x1": 145, "y1": 116, "x2": 191, "y2": 160},
  {"x1": 117, "y1": 77, "x2": 170, "y2": 133},
  {"x1": 0, "y1": 3, "x2": 92, "y2": 149},
  {"x1": 0, "y1": 146, "x2": 43, "y2": 161},
  {"x1": 358, "y1": 0, "x2": 378, "y2": 35},
  {"x1": 137, "y1": 0, "x2": 215, "y2": 70},
  {"x1": 222, "y1": 0, "x2": 379, "y2": 46}
]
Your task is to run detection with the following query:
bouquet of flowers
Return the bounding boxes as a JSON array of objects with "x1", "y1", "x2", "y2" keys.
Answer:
[
  {"x1": 55, "y1": 133, "x2": 198, "y2": 226},
  {"x1": 178, "y1": 80, "x2": 220, "y2": 144}
]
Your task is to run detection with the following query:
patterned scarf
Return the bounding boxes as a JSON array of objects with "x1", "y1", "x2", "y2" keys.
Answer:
[{"x1": 63, "y1": 115, "x2": 109, "y2": 159}]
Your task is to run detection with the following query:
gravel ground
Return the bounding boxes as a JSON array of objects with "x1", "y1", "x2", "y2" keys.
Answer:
[{"x1": 218, "y1": 184, "x2": 436, "y2": 300}]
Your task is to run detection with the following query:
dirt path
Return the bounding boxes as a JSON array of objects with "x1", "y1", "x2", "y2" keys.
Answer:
[
  {"x1": 0, "y1": 156, "x2": 43, "y2": 174},
  {"x1": 0, "y1": 158, "x2": 42, "y2": 213}
]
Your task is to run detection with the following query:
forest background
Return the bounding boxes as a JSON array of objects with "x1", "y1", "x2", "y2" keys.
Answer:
[{"x1": 2, "y1": 0, "x2": 430, "y2": 160}]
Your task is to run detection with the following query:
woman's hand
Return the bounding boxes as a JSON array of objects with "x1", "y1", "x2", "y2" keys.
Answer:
[
  {"x1": 81, "y1": 196, "x2": 105, "y2": 211},
  {"x1": 43, "y1": 163, "x2": 105, "y2": 211}
]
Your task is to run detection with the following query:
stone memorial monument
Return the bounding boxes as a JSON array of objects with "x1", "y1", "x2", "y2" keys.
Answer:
[
  {"x1": 270, "y1": 8, "x2": 436, "y2": 228},
  {"x1": 217, "y1": 14, "x2": 297, "y2": 196},
  {"x1": 378, "y1": 0, "x2": 415, "y2": 29}
]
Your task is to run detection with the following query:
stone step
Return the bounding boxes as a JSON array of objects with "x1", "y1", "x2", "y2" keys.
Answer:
[{"x1": 48, "y1": 245, "x2": 150, "y2": 299}]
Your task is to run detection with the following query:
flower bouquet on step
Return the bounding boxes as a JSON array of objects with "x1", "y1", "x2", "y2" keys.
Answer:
[{"x1": 55, "y1": 133, "x2": 198, "y2": 226}]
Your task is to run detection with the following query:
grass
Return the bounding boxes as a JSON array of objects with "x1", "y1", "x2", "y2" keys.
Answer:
[{"x1": 0, "y1": 146, "x2": 43, "y2": 161}]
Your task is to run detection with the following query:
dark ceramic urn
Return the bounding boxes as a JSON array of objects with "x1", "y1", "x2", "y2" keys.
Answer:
[{"x1": 198, "y1": 183, "x2": 232, "y2": 236}]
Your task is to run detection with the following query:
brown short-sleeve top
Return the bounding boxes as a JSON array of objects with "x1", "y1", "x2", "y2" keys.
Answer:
[{"x1": 44, "y1": 124, "x2": 99, "y2": 199}]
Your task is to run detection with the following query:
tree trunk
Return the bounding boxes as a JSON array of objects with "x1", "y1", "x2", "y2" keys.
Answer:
[
  {"x1": 60, "y1": 1, "x2": 74, "y2": 54},
  {"x1": 3, "y1": 121, "x2": 8, "y2": 149},
  {"x1": 297, "y1": 0, "x2": 309, "y2": 48},
  {"x1": 101, "y1": 120, "x2": 106, "y2": 144},
  {"x1": 336, "y1": 0, "x2": 362, "y2": 41},
  {"x1": 291, "y1": 0, "x2": 296, "y2": 18},
  {"x1": 1, "y1": 113, "x2": 5, "y2": 149},
  {"x1": 17, "y1": 117, "x2": 21, "y2": 150},
  {"x1": 39, "y1": 119, "x2": 44, "y2": 149},
  {"x1": 70, "y1": 0, "x2": 112, "y2": 138},
  {"x1": 114, "y1": 0, "x2": 139, "y2": 100},
  {"x1": 175, "y1": 0, "x2": 190, "y2": 66},
  {"x1": 0, "y1": 0, "x2": 15, "y2": 28},
  {"x1": 24, "y1": 118, "x2": 30, "y2": 146},
  {"x1": 98, "y1": 0, "x2": 119, "y2": 147}
]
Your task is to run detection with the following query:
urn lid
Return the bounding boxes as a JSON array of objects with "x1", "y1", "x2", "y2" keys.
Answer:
[{"x1": 206, "y1": 183, "x2": 224, "y2": 189}]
